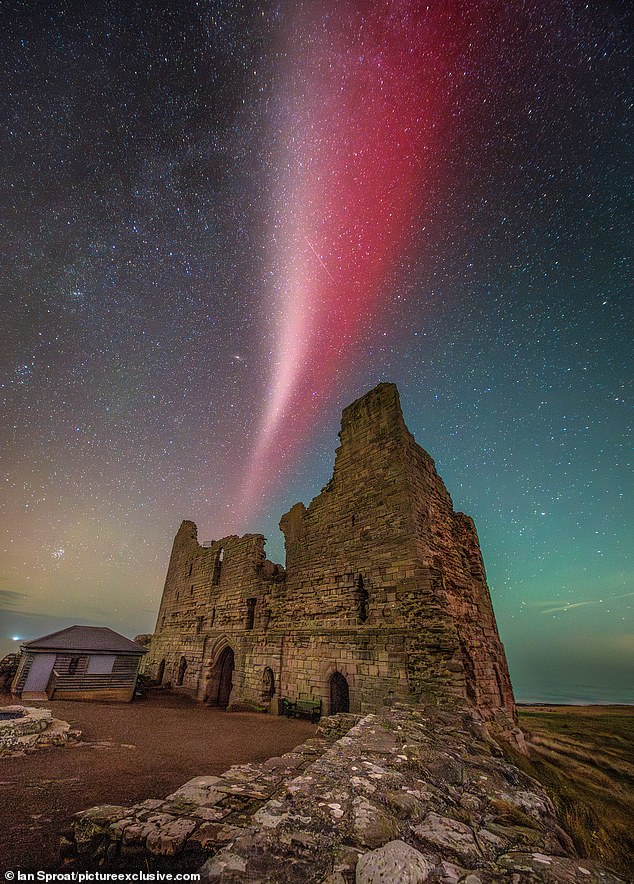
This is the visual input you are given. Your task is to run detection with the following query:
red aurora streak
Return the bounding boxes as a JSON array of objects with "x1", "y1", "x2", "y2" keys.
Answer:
[{"x1": 240, "y1": 1, "x2": 479, "y2": 518}]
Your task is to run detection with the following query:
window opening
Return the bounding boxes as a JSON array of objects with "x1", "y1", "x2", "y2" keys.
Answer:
[
  {"x1": 246, "y1": 597, "x2": 256, "y2": 630},
  {"x1": 177, "y1": 656, "x2": 188, "y2": 686},
  {"x1": 262, "y1": 667, "x2": 275, "y2": 700},
  {"x1": 357, "y1": 574, "x2": 369, "y2": 623},
  {"x1": 87, "y1": 655, "x2": 115, "y2": 675},
  {"x1": 212, "y1": 547, "x2": 224, "y2": 585}
]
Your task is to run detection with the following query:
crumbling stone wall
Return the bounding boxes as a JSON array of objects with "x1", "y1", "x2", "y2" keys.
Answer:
[
  {"x1": 64, "y1": 702, "x2": 622, "y2": 883},
  {"x1": 144, "y1": 383, "x2": 516, "y2": 724},
  {"x1": 145, "y1": 527, "x2": 284, "y2": 706}
]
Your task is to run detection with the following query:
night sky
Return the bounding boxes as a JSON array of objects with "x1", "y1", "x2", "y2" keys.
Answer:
[{"x1": 1, "y1": 1, "x2": 631, "y2": 703}]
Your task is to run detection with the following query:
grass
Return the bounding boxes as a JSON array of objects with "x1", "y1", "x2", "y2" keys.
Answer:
[{"x1": 504, "y1": 705, "x2": 634, "y2": 879}]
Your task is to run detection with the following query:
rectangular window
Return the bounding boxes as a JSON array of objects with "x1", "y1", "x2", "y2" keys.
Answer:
[
  {"x1": 212, "y1": 547, "x2": 224, "y2": 585},
  {"x1": 86, "y1": 655, "x2": 116, "y2": 675},
  {"x1": 246, "y1": 598, "x2": 256, "y2": 630}
]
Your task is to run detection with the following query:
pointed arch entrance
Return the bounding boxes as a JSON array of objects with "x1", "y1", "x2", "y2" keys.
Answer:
[
  {"x1": 329, "y1": 671, "x2": 349, "y2": 714},
  {"x1": 205, "y1": 644, "x2": 235, "y2": 708}
]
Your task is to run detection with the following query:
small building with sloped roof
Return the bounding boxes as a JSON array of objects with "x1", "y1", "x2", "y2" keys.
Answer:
[{"x1": 12, "y1": 626, "x2": 147, "y2": 703}]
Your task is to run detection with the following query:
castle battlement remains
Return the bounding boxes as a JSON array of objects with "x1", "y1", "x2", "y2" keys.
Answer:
[{"x1": 145, "y1": 383, "x2": 516, "y2": 725}]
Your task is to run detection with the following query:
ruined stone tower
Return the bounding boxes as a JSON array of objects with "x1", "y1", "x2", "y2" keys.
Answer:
[{"x1": 145, "y1": 383, "x2": 516, "y2": 725}]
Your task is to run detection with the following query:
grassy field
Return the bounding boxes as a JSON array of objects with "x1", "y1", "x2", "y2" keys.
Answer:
[{"x1": 509, "y1": 705, "x2": 634, "y2": 879}]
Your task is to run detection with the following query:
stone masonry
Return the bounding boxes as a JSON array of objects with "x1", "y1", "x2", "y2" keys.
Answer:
[
  {"x1": 0, "y1": 705, "x2": 78, "y2": 755},
  {"x1": 144, "y1": 383, "x2": 516, "y2": 730}
]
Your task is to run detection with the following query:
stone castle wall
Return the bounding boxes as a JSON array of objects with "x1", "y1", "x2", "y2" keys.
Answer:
[
  {"x1": 146, "y1": 527, "x2": 283, "y2": 703},
  {"x1": 144, "y1": 383, "x2": 516, "y2": 723}
]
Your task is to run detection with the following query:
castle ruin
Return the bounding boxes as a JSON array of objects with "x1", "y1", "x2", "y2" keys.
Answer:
[{"x1": 145, "y1": 383, "x2": 516, "y2": 724}]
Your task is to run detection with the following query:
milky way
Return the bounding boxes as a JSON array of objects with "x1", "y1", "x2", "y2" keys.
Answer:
[{"x1": 0, "y1": 0, "x2": 631, "y2": 702}]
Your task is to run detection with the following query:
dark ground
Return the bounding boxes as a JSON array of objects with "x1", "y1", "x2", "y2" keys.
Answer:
[{"x1": 0, "y1": 690, "x2": 315, "y2": 872}]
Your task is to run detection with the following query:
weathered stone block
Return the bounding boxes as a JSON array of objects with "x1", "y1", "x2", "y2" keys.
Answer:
[
  {"x1": 355, "y1": 839, "x2": 433, "y2": 883},
  {"x1": 145, "y1": 816, "x2": 197, "y2": 855},
  {"x1": 412, "y1": 812, "x2": 480, "y2": 864}
]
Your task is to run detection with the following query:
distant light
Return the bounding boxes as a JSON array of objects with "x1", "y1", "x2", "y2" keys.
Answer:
[{"x1": 12, "y1": 636, "x2": 20, "y2": 641}]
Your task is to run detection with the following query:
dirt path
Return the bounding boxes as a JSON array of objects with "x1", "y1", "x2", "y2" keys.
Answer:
[{"x1": 0, "y1": 690, "x2": 315, "y2": 872}]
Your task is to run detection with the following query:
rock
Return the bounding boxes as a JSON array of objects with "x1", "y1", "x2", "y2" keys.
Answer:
[
  {"x1": 435, "y1": 859, "x2": 472, "y2": 883},
  {"x1": 459, "y1": 793, "x2": 481, "y2": 813},
  {"x1": 476, "y1": 827, "x2": 509, "y2": 859},
  {"x1": 355, "y1": 839, "x2": 433, "y2": 883},
  {"x1": 252, "y1": 798, "x2": 288, "y2": 829},
  {"x1": 73, "y1": 806, "x2": 129, "y2": 857},
  {"x1": 145, "y1": 816, "x2": 197, "y2": 855},
  {"x1": 199, "y1": 850, "x2": 247, "y2": 882},
  {"x1": 186, "y1": 822, "x2": 245, "y2": 851},
  {"x1": 331, "y1": 844, "x2": 364, "y2": 879},
  {"x1": 412, "y1": 812, "x2": 480, "y2": 864},
  {"x1": 383, "y1": 789, "x2": 426, "y2": 819},
  {"x1": 496, "y1": 851, "x2": 625, "y2": 882},
  {"x1": 0, "y1": 706, "x2": 76, "y2": 755},
  {"x1": 352, "y1": 797, "x2": 400, "y2": 848}
]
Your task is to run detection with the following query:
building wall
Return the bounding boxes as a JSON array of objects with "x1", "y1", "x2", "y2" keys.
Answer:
[
  {"x1": 13, "y1": 650, "x2": 142, "y2": 702},
  {"x1": 145, "y1": 528, "x2": 284, "y2": 704},
  {"x1": 144, "y1": 383, "x2": 516, "y2": 722}
]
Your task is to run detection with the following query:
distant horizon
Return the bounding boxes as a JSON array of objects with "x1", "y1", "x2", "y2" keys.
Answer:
[
  {"x1": 516, "y1": 701, "x2": 633, "y2": 707},
  {"x1": 2, "y1": 619, "x2": 632, "y2": 708}
]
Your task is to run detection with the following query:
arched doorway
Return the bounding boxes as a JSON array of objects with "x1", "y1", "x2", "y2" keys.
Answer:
[
  {"x1": 176, "y1": 656, "x2": 188, "y2": 686},
  {"x1": 216, "y1": 648, "x2": 234, "y2": 707},
  {"x1": 329, "y1": 671, "x2": 349, "y2": 714},
  {"x1": 206, "y1": 646, "x2": 234, "y2": 708},
  {"x1": 156, "y1": 659, "x2": 166, "y2": 684}
]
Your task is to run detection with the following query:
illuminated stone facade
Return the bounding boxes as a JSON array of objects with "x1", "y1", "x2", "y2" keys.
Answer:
[{"x1": 144, "y1": 383, "x2": 516, "y2": 724}]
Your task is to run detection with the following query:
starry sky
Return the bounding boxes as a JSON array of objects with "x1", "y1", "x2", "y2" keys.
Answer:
[{"x1": 1, "y1": 0, "x2": 632, "y2": 703}]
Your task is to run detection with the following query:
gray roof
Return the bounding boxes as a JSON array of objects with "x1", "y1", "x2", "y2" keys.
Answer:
[{"x1": 24, "y1": 626, "x2": 147, "y2": 654}]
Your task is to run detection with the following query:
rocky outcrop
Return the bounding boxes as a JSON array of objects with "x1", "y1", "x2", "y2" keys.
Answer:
[
  {"x1": 0, "y1": 705, "x2": 79, "y2": 755},
  {"x1": 63, "y1": 703, "x2": 621, "y2": 882},
  {"x1": 0, "y1": 653, "x2": 19, "y2": 692}
]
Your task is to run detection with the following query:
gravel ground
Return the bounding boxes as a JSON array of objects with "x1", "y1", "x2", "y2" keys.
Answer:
[{"x1": 0, "y1": 689, "x2": 315, "y2": 872}]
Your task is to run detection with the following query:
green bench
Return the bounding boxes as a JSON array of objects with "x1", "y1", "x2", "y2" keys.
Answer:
[{"x1": 280, "y1": 696, "x2": 322, "y2": 722}]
